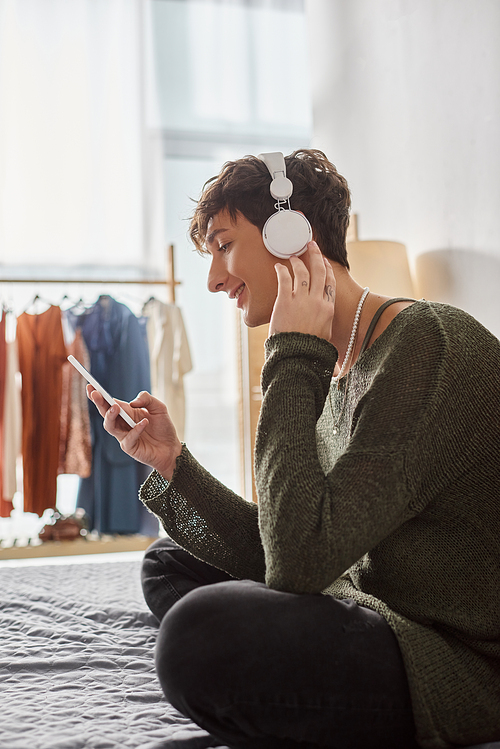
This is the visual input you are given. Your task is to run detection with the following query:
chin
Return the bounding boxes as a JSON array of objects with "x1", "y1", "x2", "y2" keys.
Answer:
[{"x1": 243, "y1": 310, "x2": 271, "y2": 329}]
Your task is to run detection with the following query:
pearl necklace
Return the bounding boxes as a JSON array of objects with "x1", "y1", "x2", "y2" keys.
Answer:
[{"x1": 332, "y1": 287, "x2": 370, "y2": 383}]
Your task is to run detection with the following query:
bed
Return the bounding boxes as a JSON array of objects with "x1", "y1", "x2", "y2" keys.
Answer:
[
  {"x1": 0, "y1": 555, "x2": 229, "y2": 749},
  {"x1": 3, "y1": 555, "x2": 499, "y2": 749}
]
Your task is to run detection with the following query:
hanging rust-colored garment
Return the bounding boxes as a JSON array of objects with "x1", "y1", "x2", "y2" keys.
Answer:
[
  {"x1": 2, "y1": 339, "x2": 22, "y2": 510},
  {"x1": 58, "y1": 328, "x2": 92, "y2": 478},
  {"x1": 17, "y1": 306, "x2": 67, "y2": 516}
]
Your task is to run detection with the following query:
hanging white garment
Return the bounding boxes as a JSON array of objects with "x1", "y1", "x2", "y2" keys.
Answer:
[
  {"x1": 143, "y1": 300, "x2": 192, "y2": 441},
  {"x1": 3, "y1": 340, "x2": 22, "y2": 502}
]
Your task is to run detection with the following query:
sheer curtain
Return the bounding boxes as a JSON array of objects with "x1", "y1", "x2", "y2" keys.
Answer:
[{"x1": 0, "y1": 0, "x2": 164, "y2": 273}]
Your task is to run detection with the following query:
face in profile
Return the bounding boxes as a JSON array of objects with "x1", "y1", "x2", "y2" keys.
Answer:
[{"x1": 205, "y1": 209, "x2": 283, "y2": 328}]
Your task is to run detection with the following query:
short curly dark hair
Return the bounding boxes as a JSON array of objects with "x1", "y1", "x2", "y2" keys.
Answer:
[{"x1": 189, "y1": 148, "x2": 351, "y2": 268}]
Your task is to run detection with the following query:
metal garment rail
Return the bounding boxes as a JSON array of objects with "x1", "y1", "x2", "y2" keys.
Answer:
[{"x1": 0, "y1": 245, "x2": 180, "y2": 304}]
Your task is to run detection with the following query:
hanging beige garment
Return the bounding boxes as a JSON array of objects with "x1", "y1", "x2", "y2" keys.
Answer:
[
  {"x1": 58, "y1": 328, "x2": 92, "y2": 477},
  {"x1": 2, "y1": 339, "x2": 22, "y2": 508},
  {"x1": 17, "y1": 306, "x2": 67, "y2": 516},
  {"x1": 143, "y1": 300, "x2": 192, "y2": 441}
]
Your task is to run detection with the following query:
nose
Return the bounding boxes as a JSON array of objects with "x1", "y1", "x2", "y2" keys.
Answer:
[{"x1": 207, "y1": 255, "x2": 227, "y2": 294}]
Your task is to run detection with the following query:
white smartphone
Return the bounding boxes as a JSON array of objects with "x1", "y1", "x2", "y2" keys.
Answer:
[{"x1": 67, "y1": 355, "x2": 136, "y2": 429}]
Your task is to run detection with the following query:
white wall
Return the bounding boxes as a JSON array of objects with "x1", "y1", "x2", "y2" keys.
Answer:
[{"x1": 306, "y1": 0, "x2": 500, "y2": 336}]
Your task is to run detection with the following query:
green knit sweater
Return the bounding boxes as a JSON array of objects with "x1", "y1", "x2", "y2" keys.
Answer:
[{"x1": 140, "y1": 301, "x2": 500, "y2": 748}]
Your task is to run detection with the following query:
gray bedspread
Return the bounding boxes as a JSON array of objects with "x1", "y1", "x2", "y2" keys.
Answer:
[{"x1": 0, "y1": 559, "x2": 228, "y2": 749}]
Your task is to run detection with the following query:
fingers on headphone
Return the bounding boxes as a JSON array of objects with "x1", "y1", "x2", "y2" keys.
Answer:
[
  {"x1": 323, "y1": 261, "x2": 336, "y2": 303},
  {"x1": 307, "y1": 246, "x2": 330, "y2": 296},
  {"x1": 289, "y1": 256, "x2": 310, "y2": 293},
  {"x1": 274, "y1": 262, "x2": 293, "y2": 293},
  {"x1": 324, "y1": 255, "x2": 335, "y2": 278}
]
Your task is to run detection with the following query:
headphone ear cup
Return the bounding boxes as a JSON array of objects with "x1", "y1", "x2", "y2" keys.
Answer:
[{"x1": 262, "y1": 210, "x2": 312, "y2": 259}]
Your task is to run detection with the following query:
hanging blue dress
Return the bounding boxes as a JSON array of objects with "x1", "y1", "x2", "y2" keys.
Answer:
[{"x1": 68, "y1": 296, "x2": 158, "y2": 535}]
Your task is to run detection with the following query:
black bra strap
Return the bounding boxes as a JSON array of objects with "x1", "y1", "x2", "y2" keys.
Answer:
[{"x1": 359, "y1": 298, "x2": 416, "y2": 357}]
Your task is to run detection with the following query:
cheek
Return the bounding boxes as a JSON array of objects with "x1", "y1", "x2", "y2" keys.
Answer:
[{"x1": 254, "y1": 266, "x2": 279, "y2": 308}]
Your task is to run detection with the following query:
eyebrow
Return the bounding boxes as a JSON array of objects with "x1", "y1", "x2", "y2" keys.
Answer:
[{"x1": 206, "y1": 227, "x2": 229, "y2": 246}]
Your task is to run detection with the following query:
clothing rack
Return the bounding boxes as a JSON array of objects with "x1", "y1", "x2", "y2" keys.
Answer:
[{"x1": 0, "y1": 244, "x2": 180, "y2": 304}]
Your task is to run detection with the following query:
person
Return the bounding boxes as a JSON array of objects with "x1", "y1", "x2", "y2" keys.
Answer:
[{"x1": 88, "y1": 149, "x2": 500, "y2": 749}]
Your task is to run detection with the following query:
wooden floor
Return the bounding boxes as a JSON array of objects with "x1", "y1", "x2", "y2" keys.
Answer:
[{"x1": 0, "y1": 535, "x2": 157, "y2": 561}]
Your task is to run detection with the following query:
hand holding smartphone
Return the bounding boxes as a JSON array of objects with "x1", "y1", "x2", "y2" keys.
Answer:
[{"x1": 67, "y1": 355, "x2": 136, "y2": 429}]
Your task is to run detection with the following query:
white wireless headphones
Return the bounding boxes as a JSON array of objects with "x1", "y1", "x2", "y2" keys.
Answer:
[{"x1": 258, "y1": 152, "x2": 312, "y2": 259}]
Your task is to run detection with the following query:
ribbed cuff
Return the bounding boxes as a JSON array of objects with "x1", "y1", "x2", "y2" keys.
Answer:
[{"x1": 139, "y1": 444, "x2": 188, "y2": 505}]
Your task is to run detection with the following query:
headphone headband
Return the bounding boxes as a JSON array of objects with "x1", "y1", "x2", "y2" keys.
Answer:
[{"x1": 258, "y1": 152, "x2": 293, "y2": 201}]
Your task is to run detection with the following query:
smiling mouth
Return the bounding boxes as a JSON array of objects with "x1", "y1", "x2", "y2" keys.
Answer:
[{"x1": 234, "y1": 284, "x2": 245, "y2": 300}]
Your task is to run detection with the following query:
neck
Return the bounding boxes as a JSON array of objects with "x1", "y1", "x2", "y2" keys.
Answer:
[
  {"x1": 329, "y1": 265, "x2": 368, "y2": 364},
  {"x1": 329, "y1": 262, "x2": 414, "y2": 375}
]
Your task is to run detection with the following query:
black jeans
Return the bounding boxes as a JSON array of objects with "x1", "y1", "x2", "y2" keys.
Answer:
[{"x1": 142, "y1": 538, "x2": 419, "y2": 749}]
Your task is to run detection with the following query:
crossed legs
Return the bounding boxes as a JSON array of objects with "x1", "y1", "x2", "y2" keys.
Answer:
[{"x1": 142, "y1": 538, "x2": 418, "y2": 749}]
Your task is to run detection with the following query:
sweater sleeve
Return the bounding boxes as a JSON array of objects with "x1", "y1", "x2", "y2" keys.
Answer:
[
  {"x1": 140, "y1": 445, "x2": 266, "y2": 582},
  {"x1": 255, "y1": 323, "x2": 446, "y2": 595}
]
